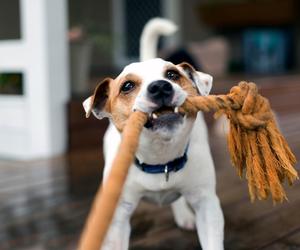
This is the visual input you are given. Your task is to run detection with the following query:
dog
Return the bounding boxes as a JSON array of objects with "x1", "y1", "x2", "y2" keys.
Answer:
[{"x1": 83, "y1": 18, "x2": 224, "y2": 250}]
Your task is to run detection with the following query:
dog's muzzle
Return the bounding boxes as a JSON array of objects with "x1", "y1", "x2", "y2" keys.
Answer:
[
  {"x1": 142, "y1": 80, "x2": 186, "y2": 130},
  {"x1": 147, "y1": 80, "x2": 174, "y2": 107}
]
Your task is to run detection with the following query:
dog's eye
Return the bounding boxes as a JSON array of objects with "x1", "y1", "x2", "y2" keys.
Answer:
[
  {"x1": 166, "y1": 70, "x2": 180, "y2": 81},
  {"x1": 120, "y1": 81, "x2": 135, "y2": 94}
]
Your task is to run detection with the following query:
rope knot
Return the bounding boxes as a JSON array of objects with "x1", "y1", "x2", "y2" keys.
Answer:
[
  {"x1": 181, "y1": 81, "x2": 297, "y2": 202},
  {"x1": 226, "y1": 82, "x2": 273, "y2": 130}
]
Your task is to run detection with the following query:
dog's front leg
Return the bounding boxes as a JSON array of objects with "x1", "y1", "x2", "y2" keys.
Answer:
[
  {"x1": 102, "y1": 194, "x2": 140, "y2": 250},
  {"x1": 185, "y1": 192, "x2": 224, "y2": 250}
]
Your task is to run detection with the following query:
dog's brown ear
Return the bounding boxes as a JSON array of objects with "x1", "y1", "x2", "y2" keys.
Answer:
[
  {"x1": 83, "y1": 78, "x2": 112, "y2": 119},
  {"x1": 177, "y1": 62, "x2": 212, "y2": 96}
]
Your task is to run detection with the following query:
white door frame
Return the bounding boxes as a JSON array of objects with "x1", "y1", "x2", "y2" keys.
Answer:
[{"x1": 0, "y1": 0, "x2": 69, "y2": 159}]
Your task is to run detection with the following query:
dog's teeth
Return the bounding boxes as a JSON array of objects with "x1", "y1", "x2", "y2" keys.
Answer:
[
  {"x1": 174, "y1": 107, "x2": 179, "y2": 113},
  {"x1": 153, "y1": 113, "x2": 158, "y2": 119}
]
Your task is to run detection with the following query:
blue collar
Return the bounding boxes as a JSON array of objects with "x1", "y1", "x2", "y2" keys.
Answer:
[{"x1": 134, "y1": 144, "x2": 189, "y2": 181}]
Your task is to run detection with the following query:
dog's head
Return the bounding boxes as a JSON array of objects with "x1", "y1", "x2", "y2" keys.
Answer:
[{"x1": 83, "y1": 58, "x2": 212, "y2": 133}]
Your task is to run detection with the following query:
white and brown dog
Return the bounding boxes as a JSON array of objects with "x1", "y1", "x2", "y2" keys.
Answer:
[{"x1": 83, "y1": 18, "x2": 224, "y2": 250}]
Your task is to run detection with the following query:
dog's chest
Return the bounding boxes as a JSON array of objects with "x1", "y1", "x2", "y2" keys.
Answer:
[{"x1": 142, "y1": 190, "x2": 181, "y2": 205}]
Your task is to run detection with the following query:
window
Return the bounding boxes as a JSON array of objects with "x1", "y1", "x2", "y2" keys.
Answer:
[
  {"x1": 113, "y1": 0, "x2": 180, "y2": 67},
  {"x1": 0, "y1": 0, "x2": 21, "y2": 40},
  {"x1": 124, "y1": 0, "x2": 162, "y2": 58},
  {"x1": 0, "y1": 72, "x2": 23, "y2": 95}
]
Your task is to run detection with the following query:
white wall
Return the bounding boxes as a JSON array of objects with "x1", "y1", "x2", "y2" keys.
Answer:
[{"x1": 0, "y1": 0, "x2": 69, "y2": 159}]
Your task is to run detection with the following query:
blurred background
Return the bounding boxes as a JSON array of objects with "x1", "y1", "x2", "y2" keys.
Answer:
[{"x1": 0, "y1": 0, "x2": 299, "y2": 249}]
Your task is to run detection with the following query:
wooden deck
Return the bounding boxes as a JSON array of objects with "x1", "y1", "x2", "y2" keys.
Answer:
[{"x1": 0, "y1": 76, "x2": 299, "y2": 250}]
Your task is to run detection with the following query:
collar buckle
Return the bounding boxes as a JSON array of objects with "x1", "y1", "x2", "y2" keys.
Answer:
[{"x1": 164, "y1": 165, "x2": 169, "y2": 182}]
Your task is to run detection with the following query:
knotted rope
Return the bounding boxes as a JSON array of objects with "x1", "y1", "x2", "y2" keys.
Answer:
[
  {"x1": 78, "y1": 82, "x2": 298, "y2": 250},
  {"x1": 180, "y1": 81, "x2": 297, "y2": 202}
]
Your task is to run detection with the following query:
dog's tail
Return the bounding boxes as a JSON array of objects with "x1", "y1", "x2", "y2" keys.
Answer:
[{"x1": 140, "y1": 18, "x2": 177, "y2": 61}]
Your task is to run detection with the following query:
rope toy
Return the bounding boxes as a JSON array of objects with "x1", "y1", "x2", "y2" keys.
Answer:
[{"x1": 78, "y1": 81, "x2": 298, "y2": 250}]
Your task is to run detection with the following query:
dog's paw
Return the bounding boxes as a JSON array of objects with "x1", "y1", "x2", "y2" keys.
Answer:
[{"x1": 173, "y1": 207, "x2": 196, "y2": 231}]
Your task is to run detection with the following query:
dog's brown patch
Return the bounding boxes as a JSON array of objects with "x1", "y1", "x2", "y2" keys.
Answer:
[{"x1": 109, "y1": 74, "x2": 142, "y2": 131}]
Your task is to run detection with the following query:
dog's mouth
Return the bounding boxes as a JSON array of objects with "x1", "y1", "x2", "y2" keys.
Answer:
[{"x1": 144, "y1": 106, "x2": 185, "y2": 130}]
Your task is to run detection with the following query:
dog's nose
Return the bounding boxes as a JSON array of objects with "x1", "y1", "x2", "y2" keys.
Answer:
[{"x1": 147, "y1": 80, "x2": 174, "y2": 106}]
